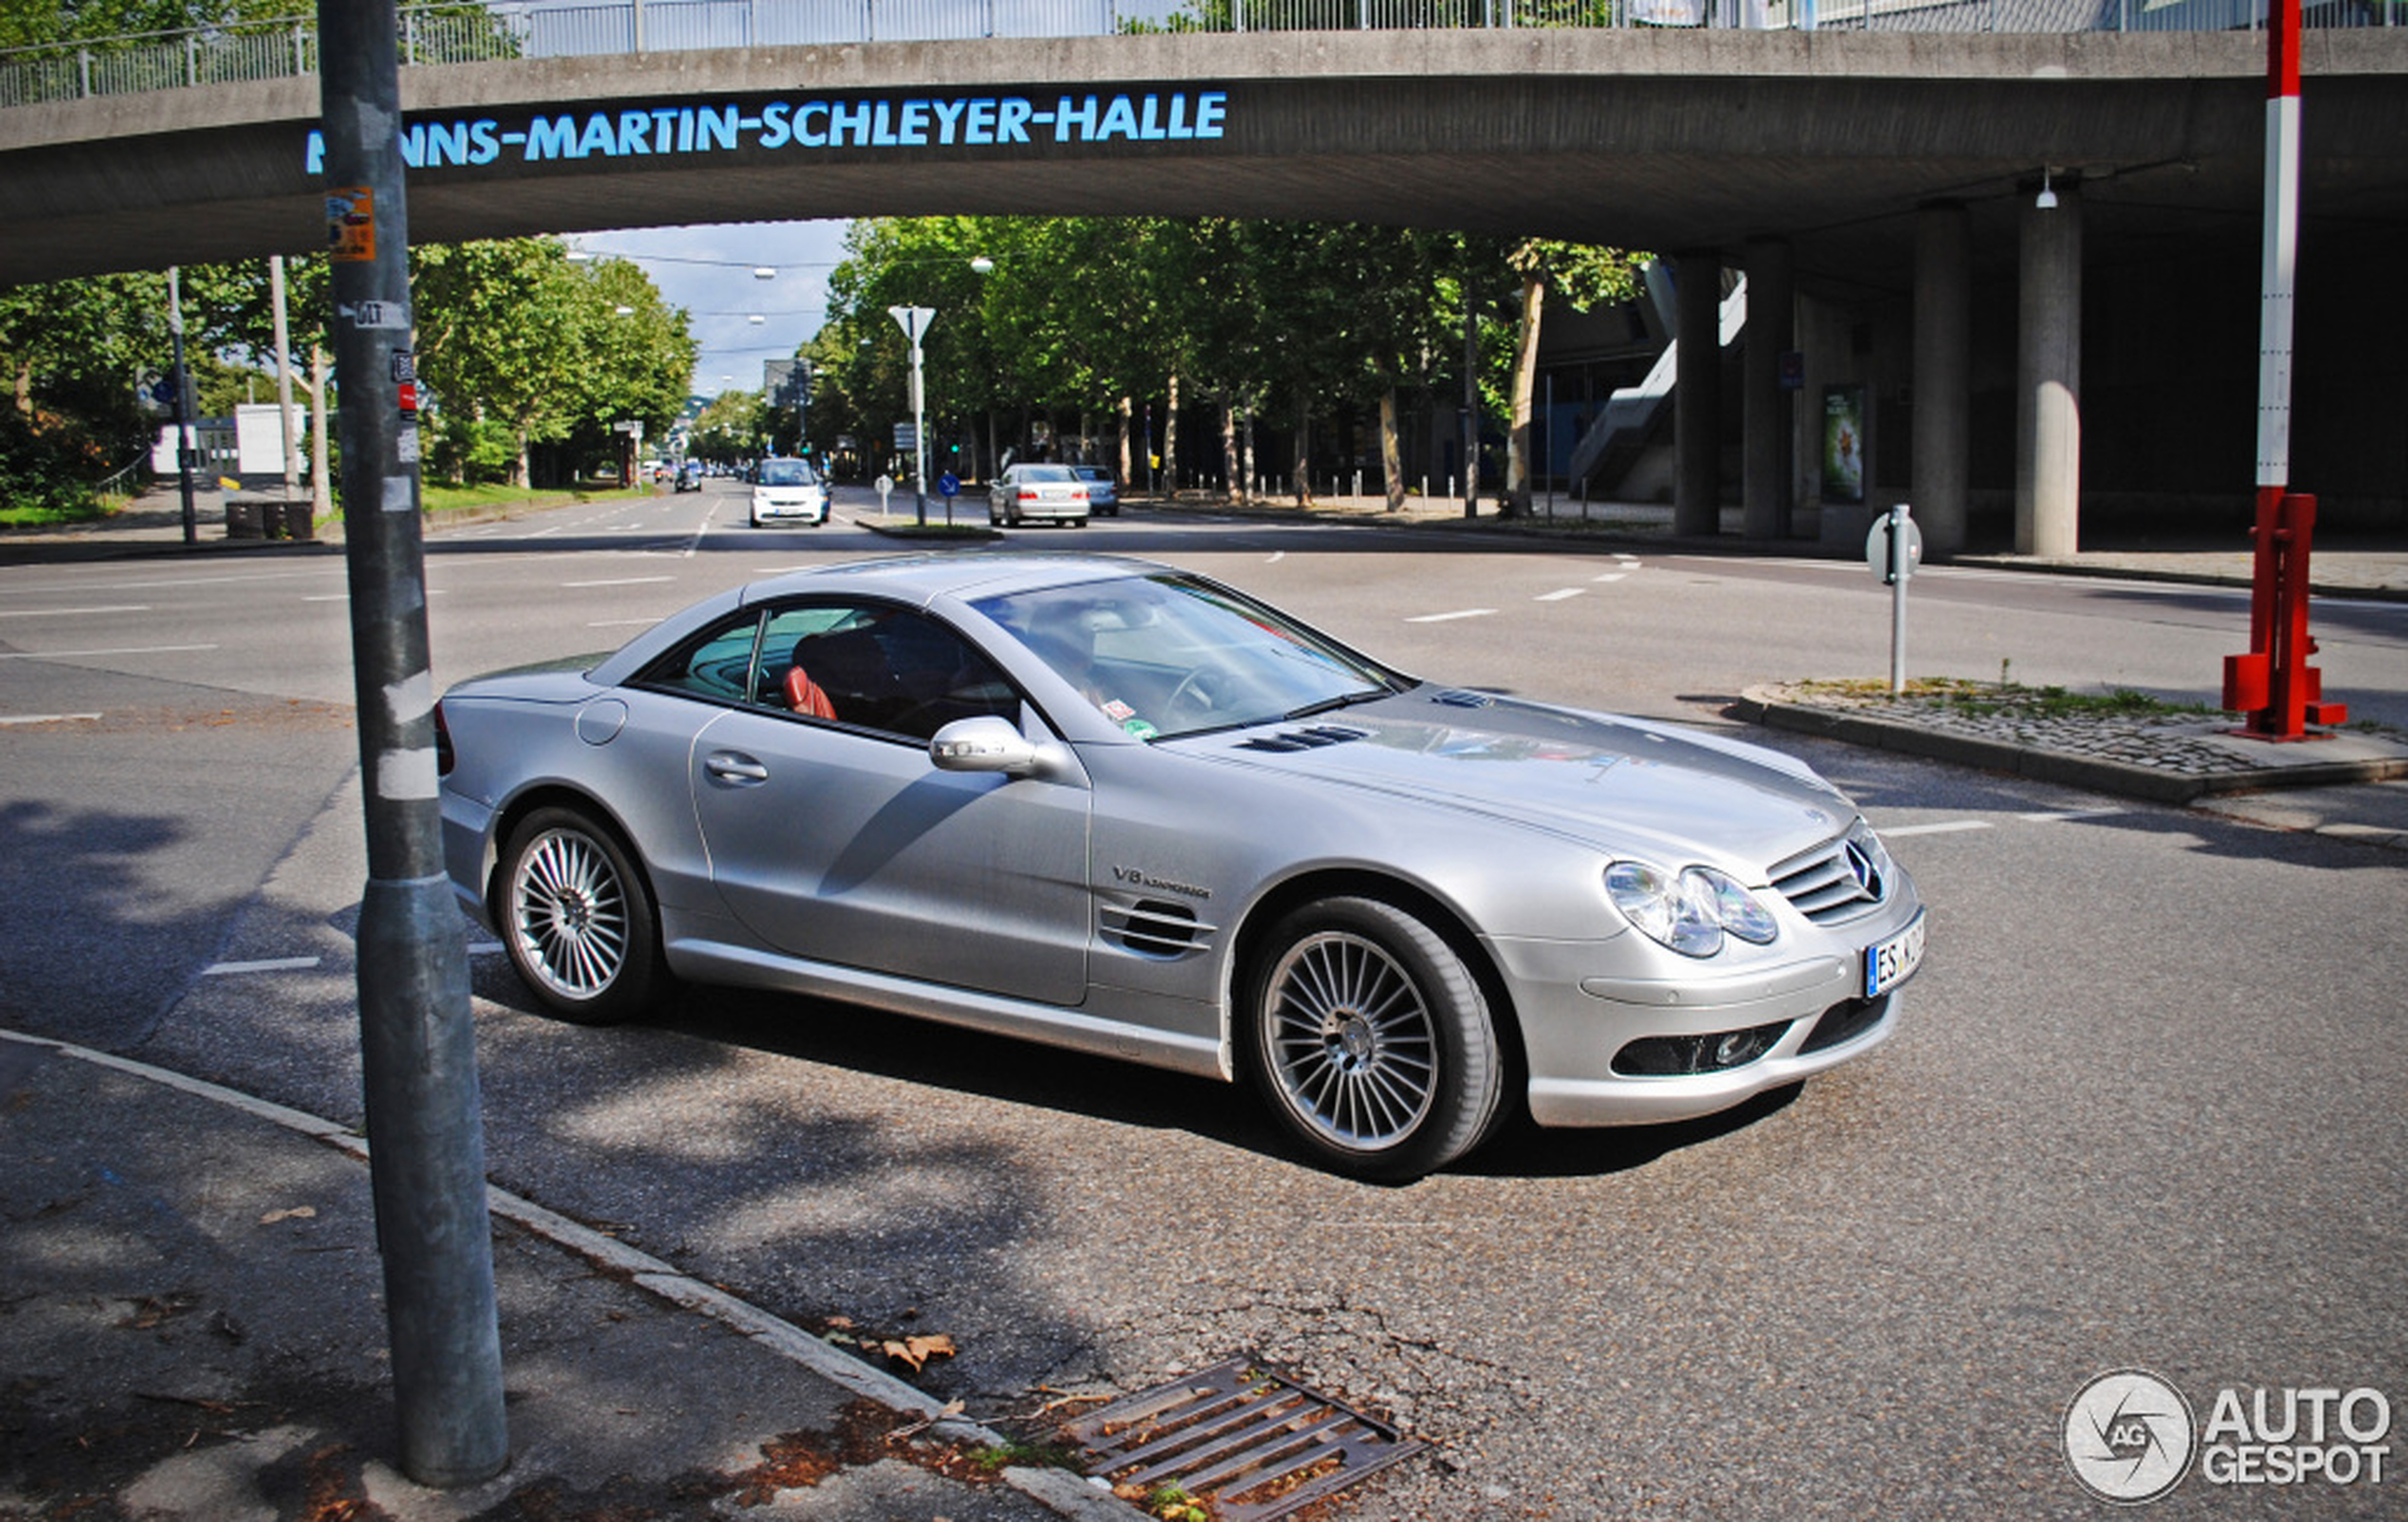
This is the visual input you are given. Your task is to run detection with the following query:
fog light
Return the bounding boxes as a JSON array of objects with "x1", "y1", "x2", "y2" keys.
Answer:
[{"x1": 1612, "y1": 1020, "x2": 1791, "y2": 1077}]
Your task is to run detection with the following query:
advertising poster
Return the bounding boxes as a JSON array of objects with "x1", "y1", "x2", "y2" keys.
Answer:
[{"x1": 1823, "y1": 384, "x2": 1866, "y2": 504}]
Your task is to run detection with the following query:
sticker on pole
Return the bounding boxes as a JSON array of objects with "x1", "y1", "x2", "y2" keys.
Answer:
[{"x1": 326, "y1": 187, "x2": 374, "y2": 262}]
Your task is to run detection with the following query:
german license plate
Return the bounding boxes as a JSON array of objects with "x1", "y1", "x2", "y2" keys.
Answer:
[{"x1": 1863, "y1": 911, "x2": 1926, "y2": 999}]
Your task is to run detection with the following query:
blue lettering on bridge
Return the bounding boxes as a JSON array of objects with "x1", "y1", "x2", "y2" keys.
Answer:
[{"x1": 304, "y1": 89, "x2": 1229, "y2": 174}]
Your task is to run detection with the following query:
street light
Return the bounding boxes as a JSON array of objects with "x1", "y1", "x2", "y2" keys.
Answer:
[{"x1": 889, "y1": 304, "x2": 935, "y2": 524}]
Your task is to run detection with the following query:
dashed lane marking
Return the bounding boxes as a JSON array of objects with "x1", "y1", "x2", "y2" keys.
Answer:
[
  {"x1": 0, "y1": 644, "x2": 217, "y2": 659},
  {"x1": 1877, "y1": 820, "x2": 1994, "y2": 837},
  {"x1": 202, "y1": 957, "x2": 323, "y2": 976},
  {"x1": 1536, "y1": 588, "x2": 1586, "y2": 602},
  {"x1": 1406, "y1": 609, "x2": 1497, "y2": 623}
]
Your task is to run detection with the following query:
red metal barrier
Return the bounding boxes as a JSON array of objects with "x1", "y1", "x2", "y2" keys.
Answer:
[{"x1": 2222, "y1": 487, "x2": 2346, "y2": 741}]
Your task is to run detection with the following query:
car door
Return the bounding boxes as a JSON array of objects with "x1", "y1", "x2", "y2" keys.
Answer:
[{"x1": 683, "y1": 598, "x2": 1093, "y2": 1007}]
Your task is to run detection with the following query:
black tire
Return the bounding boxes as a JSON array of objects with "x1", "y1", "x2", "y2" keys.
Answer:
[
  {"x1": 1242, "y1": 896, "x2": 1505, "y2": 1183},
  {"x1": 496, "y1": 806, "x2": 667, "y2": 1025}
]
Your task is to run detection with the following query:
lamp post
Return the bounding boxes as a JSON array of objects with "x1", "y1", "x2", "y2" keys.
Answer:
[{"x1": 889, "y1": 304, "x2": 934, "y2": 524}]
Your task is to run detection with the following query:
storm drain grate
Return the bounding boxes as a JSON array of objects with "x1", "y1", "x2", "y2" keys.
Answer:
[{"x1": 1056, "y1": 1357, "x2": 1424, "y2": 1521}]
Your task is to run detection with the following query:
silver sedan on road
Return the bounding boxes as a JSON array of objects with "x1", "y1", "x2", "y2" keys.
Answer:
[{"x1": 436, "y1": 554, "x2": 1924, "y2": 1181}]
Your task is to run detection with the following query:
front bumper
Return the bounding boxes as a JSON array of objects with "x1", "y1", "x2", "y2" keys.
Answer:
[{"x1": 1497, "y1": 896, "x2": 1922, "y2": 1128}]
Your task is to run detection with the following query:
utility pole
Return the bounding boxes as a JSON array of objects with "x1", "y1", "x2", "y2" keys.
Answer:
[
  {"x1": 890, "y1": 304, "x2": 934, "y2": 524},
  {"x1": 270, "y1": 253, "x2": 302, "y2": 507},
  {"x1": 319, "y1": 0, "x2": 507, "y2": 1487},
  {"x1": 167, "y1": 266, "x2": 198, "y2": 544}
]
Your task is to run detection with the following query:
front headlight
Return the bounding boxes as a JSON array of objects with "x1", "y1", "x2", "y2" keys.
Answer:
[{"x1": 1604, "y1": 860, "x2": 1780, "y2": 958}]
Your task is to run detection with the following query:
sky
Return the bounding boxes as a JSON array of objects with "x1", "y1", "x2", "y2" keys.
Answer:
[{"x1": 563, "y1": 217, "x2": 854, "y2": 401}]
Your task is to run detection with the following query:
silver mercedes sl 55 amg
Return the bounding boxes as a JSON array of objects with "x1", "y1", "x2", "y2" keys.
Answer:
[{"x1": 437, "y1": 552, "x2": 1925, "y2": 1182}]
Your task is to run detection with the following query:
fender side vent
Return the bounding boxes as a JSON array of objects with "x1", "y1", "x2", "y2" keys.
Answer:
[
  {"x1": 1429, "y1": 688, "x2": 1497, "y2": 708},
  {"x1": 1101, "y1": 899, "x2": 1212, "y2": 958},
  {"x1": 1054, "y1": 1356, "x2": 1425, "y2": 1522}
]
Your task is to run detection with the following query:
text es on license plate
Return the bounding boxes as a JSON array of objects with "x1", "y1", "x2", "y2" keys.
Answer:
[{"x1": 1863, "y1": 911, "x2": 1926, "y2": 999}]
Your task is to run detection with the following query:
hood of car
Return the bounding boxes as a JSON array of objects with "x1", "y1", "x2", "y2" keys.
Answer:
[{"x1": 1184, "y1": 688, "x2": 1854, "y2": 872}]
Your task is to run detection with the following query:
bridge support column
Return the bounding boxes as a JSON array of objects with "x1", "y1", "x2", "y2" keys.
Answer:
[
  {"x1": 2016, "y1": 178, "x2": 2082, "y2": 558},
  {"x1": 1674, "y1": 248, "x2": 1723, "y2": 538},
  {"x1": 1913, "y1": 202, "x2": 1971, "y2": 559},
  {"x1": 1742, "y1": 236, "x2": 1794, "y2": 540}
]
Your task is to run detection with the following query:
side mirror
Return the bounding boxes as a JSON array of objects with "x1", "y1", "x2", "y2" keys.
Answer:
[{"x1": 930, "y1": 715, "x2": 1046, "y2": 777}]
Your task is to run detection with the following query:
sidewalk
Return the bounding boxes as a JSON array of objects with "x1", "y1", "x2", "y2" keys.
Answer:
[{"x1": 0, "y1": 1029, "x2": 1140, "y2": 1522}]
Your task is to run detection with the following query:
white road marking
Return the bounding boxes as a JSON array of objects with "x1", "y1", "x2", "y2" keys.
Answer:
[
  {"x1": 1406, "y1": 609, "x2": 1496, "y2": 623},
  {"x1": 1536, "y1": 588, "x2": 1585, "y2": 602},
  {"x1": 563, "y1": 576, "x2": 675, "y2": 588},
  {"x1": 1592, "y1": 572, "x2": 1627, "y2": 583},
  {"x1": 202, "y1": 956, "x2": 322, "y2": 976},
  {"x1": 2018, "y1": 808, "x2": 2128, "y2": 823},
  {"x1": 0, "y1": 643, "x2": 217, "y2": 659},
  {"x1": 0, "y1": 712, "x2": 101, "y2": 725},
  {"x1": 1878, "y1": 820, "x2": 1994, "y2": 837},
  {"x1": 0, "y1": 605, "x2": 150, "y2": 617}
]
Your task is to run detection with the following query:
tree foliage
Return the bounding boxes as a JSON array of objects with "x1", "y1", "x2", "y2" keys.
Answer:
[{"x1": 813, "y1": 215, "x2": 1641, "y2": 505}]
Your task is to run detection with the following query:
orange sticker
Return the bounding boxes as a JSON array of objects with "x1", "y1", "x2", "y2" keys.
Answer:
[{"x1": 326, "y1": 186, "x2": 374, "y2": 263}]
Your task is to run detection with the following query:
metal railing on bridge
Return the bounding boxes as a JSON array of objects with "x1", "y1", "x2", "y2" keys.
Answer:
[{"x1": 2, "y1": 0, "x2": 2394, "y2": 110}]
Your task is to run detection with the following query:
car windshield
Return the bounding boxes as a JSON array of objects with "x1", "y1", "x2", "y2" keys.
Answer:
[
  {"x1": 975, "y1": 573, "x2": 1402, "y2": 740},
  {"x1": 1014, "y1": 465, "x2": 1076, "y2": 482},
  {"x1": 758, "y1": 460, "x2": 816, "y2": 486}
]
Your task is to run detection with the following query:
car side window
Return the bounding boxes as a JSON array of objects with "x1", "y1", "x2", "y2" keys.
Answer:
[
  {"x1": 642, "y1": 614, "x2": 767, "y2": 704},
  {"x1": 760, "y1": 602, "x2": 1020, "y2": 742}
]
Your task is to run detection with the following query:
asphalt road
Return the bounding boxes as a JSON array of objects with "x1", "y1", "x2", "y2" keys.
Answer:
[{"x1": 2, "y1": 481, "x2": 2401, "y2": 1520}]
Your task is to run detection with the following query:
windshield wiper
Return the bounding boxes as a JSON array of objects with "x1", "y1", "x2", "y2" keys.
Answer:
[{"x1": 1283, "y1": 687, "x2": 1396, "y2": 722}]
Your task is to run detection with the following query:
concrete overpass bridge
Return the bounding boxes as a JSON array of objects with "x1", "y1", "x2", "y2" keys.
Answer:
[{"x1": 6, "y1": 11, "x2": 2404, "y2": 549}]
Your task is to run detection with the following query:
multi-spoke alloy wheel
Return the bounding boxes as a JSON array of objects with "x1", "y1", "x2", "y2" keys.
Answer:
[
  {"x1": 1263, "y1": 930, "x2": 1439, "y2": 1151},
  {"x1": 498, "y1": 807, "x2": 664, "y2": 1024},
  {"x1": 1247, "y1": 897, "x2": 1505, "y2": 1183}
]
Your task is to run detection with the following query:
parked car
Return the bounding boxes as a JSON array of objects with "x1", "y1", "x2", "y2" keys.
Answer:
[
  {"x1": 1072, "y1": 466, "x2": 1119, "y2": 517},
  {"x1": 988, "y1": 463, "x2": 1089, "y2": 527},
  {"x1": 750, "y1": 457, "x2": 829, "y2": 526},
  {"x1": 435, "y1": 554, "x2": 1924, "y2": 1182}
]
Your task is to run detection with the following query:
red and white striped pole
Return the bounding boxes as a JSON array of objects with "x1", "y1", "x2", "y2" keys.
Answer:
[
  {"x1": 2256, "y1": 0, "x2": 2301, "y2": 493},
  {"x1": 2222, "y1": 0, "x2": 2344, "y2": 740}
]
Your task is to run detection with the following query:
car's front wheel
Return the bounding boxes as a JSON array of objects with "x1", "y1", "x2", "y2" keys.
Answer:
[
  {"x1": 1243, "y1": 896, "x2": 1505, "y2": 1183},
  {"x1": 497, "y1": 806, "x2": 666, "y2": 1025}
]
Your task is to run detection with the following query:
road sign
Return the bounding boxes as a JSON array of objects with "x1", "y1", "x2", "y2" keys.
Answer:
[
  {"x1": 938, "y1": 471, "x2": 960, "y2": 498},
  {"x1": 894, "y1": 422, "x2": 919, "y2": 450},
  {"x1": 1865, "y1": 508, "x2": 1924, "y2": 584},
  {"x1": 1866, "y1": 504, "x2": 1922, "y2": 695}
]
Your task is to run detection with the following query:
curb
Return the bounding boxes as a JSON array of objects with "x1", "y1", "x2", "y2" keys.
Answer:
[
  {"x1": 0, "y1": 1027, "x2": 1144, "y2": 1522},
  {"x1": 1731, "y1": 690, "x2": 2408, "y2": 805}
]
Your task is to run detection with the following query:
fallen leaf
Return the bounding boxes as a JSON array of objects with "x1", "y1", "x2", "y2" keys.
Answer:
[
  {"x1": 881, "y1": 1334, "x2": 958, "y2": 1372},
  {"x1": 259, "y1": 1206, "x2": 318, "y2": 1226}
]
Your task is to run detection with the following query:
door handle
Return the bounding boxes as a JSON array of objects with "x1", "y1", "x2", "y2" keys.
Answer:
[{"x1": 703, "y1": 751, "x2": 769, "y2": 784}]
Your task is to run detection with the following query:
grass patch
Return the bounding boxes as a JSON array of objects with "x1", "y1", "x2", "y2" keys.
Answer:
[
  {"x1": 418, "y1": 480, "x2": 653, "y2": 519},
  {"x1": 0, "y1": 488, "x2": 143, "y2": 529}
]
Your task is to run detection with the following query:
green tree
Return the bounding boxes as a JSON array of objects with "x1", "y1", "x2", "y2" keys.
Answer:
[
  {"x1": 1494, "y1": 238, "x2": 1645, "y2": 516},
  {"x1": 0, "y1": 272, "x2": 167, "y2": 513}
]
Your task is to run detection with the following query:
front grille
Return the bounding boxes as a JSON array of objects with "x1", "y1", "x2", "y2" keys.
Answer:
[{"x1": 1768, "y1": 826, "x2": 1888, "y2": 926}]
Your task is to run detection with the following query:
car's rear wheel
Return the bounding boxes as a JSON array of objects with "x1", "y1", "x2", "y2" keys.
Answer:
[
  {"x1": 498, "y1": 806, "x2": 666, "y2": 1025},
  {"x1": 1244, "y1": 896, "x2": 1505, "y2": 1183}
]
